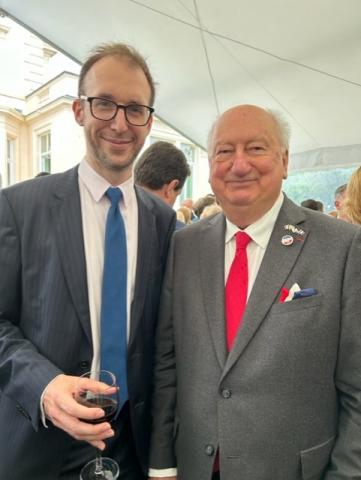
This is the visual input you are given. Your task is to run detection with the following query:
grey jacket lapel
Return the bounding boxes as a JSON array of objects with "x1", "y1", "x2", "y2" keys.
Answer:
[
  {"x1": 50, "y1": 166, "x2": 91, "y2": 344},
  {"x1": 222, "y1": 196, "x2": 308, "y2": 380},
  {"x1": 199, "y1": 213, "x2": 228, "y2": 369}
]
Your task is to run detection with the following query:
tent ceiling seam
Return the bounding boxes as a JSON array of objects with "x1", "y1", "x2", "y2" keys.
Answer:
[
  {"x1": 193, "y1": 0, "x2": 220, "y2": 116},
  {"x1": 127, "y1": 0, "x2": 361, "y2": 88}
]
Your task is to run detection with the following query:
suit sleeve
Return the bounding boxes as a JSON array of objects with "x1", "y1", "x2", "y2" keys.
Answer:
[
  {"x1": 0, "y1": 190, "x2": 62, "y2": 431},
  {"x1": 149, "y1": 236, "x2": 178, "y2": 469},
  {"x1": 324, "y1": 228, "x2": 361, "y2": 478}
]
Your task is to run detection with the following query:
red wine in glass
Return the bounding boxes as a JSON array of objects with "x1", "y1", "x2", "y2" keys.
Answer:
[
  {"x1": 78, "y1": 370, "x2": 119, "y2": 480},
  {"x1": 79, "y1": 396, "x2": 118, "y2": 424}
]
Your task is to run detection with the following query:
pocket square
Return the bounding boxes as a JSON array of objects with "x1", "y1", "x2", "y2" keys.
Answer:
[
  {"x1": 292, "y1": 288, "x2": 318, "y2": 300},
  {"x1": 284, "y1": 283, "x2": 301, "y2": 302},
  {"x1": 279, "y1": 283, "x2": 318, "y2": 303}
]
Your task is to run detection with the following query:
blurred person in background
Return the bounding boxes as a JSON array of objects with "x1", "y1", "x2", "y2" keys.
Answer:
[
  {"x1": 193, "y1": 193, "x2": 217, "y2": 218},
  {"x1": 134, "y1": 141, "x2": 190, "y2": 230},
  {"x1": 176, "y1": 205, "x2": 192, "y2": 224},
  {"x1": 301, "y1": 198, "x2": 324, "y2": 212},
  {"x1": 134, "y1": 141, "x2": 190, "y2": 209},
  {"x1": 344, "y1": 167, "x2": 361, "y2": 225},
  {"x1": 181, "y1": 198, "x2": 198, "y2": 221},
  {"x1": 200, "y1": 203, "x2": 223, "y2": 219},
  {"x1": 332, "y1": 183, "x2": 350, "y2": 221}
]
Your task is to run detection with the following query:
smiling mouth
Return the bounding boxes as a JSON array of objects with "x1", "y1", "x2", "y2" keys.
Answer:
[
  {"x1": 227, "y1": 178, "x2": 256, "y2": 185},
  {"x1": 101, "y1": 135, "x2": 133, "y2": 146}
]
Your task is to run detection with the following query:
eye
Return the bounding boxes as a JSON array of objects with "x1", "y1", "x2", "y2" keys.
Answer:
[
  {"x1": 126, "y1": 104, "x2": 145, "y2": 115},
  {"x1": 248, "y1": 144, "x2": 266, "y2": 153},
  {"x1": 216, "y1": 148, "x2": 233, "y2": 156},
  {"x1": 94, "y1": 98, "x2": 114, "y2": 109}
]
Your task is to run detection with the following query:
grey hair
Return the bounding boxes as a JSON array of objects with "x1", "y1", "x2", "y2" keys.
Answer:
[{"x1": 266, "y1": 108, "x2": 291, "y2": 151}]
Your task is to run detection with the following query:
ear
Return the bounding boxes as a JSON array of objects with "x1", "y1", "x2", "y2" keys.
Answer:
[
  {"x1": 282, "y1": 149, "x2": 289, "y2": 180},
  {"x1": 72, "y1": 99, "x2": 84, "y2": 126},
  {"x1": 164, "y1": 180, "x2": 179, "y2": 199}
]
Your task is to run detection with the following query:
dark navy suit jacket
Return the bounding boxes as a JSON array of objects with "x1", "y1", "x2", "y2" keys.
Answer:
[{"x1": 0, "y1": 166, "x2": 175, "y2": 479}]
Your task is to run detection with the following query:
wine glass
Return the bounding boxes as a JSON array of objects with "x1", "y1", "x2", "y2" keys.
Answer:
[{"x1": 77, "y1": 370, "x2": 119, "y2": 480}]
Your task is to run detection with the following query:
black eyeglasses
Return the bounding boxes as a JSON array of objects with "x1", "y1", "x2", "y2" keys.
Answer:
[{"x1": 80, "y1": 96, "x2": 154, "y2": 126}]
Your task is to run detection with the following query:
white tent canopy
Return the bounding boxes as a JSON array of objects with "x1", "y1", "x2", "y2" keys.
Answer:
[{"x1": 1, "y1": 0, "x2": 361, "y2": 171}]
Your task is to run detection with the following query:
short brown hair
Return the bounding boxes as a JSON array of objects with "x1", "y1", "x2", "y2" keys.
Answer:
[{"x1": 78, "y1": 42, "x2": 155, "y2": 105}]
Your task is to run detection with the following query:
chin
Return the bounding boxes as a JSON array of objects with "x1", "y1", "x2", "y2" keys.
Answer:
[
  {"x1": 228, "y1": 195, "x2": 254, "y2": 206},
  {"x1": 100, "y1": 151, "x2": 135, "y2": 169}
]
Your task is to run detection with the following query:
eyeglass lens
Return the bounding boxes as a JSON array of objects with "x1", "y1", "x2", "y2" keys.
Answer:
[{"x1": 91, "y1": 98, "x2": 151, "y2": 125}]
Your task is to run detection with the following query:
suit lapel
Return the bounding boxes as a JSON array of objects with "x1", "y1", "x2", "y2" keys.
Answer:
[
  {"x1": 50, "y1": 166, "x2": 92, "y2": 344},
  {"x1": 199, "y1": 214, "x2": 228, "y2": 369},
  {"x1": 222, "y1": 197, "x2": 308, "y2": 379},
  {"x1": 128, "y1": 187, "x2": 154, "y2": 350}
]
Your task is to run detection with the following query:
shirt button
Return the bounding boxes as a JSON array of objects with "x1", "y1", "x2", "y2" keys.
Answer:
[
  {"x1": 221, "y1": 388, "x2": 232, "y2": 399},
  {"x1": 205, "y1": 444, "x2": 215, "y2": 456}
]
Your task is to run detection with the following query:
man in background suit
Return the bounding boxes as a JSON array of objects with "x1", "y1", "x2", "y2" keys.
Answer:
[
  {"x1": 0, "y1": 43, "x2": 175, "y2": 479},
  {"x1": 149, "y1": 105, "x2": 361, "y2": 479},
  {"x1": 134, "y1": 140, "x2": 190, "y2": 229}
]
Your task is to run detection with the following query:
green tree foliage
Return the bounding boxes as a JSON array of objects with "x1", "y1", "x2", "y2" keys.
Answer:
[{"x1": 283, "y1": 166, "x2": 357, "y2": 212}]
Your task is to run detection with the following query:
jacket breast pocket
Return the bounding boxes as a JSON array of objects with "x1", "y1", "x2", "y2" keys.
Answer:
[
  {"x1": 271, "y1": 293, "x2": 323, "y2": 315},
  {"x1": 300, "y1": 435, "x2": 335, "y2": 479}
]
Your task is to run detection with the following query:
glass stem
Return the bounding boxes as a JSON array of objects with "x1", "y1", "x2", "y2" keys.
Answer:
[{"x1": 94, "y1": 448, "x2": 104, "y2": 476}]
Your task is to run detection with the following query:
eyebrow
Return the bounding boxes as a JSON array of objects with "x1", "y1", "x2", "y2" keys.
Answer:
[
  {"x1": 214, "y1": 136, "x2": 269, "y2": 146},
  {"x1": 90, "y1": 94, "x2": 145, "y2": 105}
]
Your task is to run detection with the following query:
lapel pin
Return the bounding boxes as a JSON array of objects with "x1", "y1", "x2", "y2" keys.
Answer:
[
  {"x1": 281, "y1": 234, "x2": 294, "y2": 246},
  {"x1": 284, "y1": 224, "x2": 305, "y2": 236}
]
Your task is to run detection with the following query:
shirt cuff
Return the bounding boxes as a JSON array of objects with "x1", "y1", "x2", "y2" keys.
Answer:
[
  {"x1": 148, "y1": 467, "x2": 178, "y2": 477},
  {"x1": 40, "y1": 374, "x2": 62, "y2": 427}
]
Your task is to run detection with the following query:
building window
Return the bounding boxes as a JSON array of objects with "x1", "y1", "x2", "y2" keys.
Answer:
[
  {"x1": 38, "y1": 131, "x2": 51, "y2": 172},
  {"x1": 6, "y1": 137, "x2": 16, "y2": 186},
  {"x1": 179, "y1": 143, "x2": 195, "y2": 201}
]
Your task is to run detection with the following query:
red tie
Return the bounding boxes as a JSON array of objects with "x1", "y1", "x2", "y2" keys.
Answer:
[{"x1": 225, "y1": 231, "x2": 251, "y2": 350}]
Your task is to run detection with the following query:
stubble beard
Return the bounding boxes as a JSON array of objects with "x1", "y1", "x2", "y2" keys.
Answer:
[{"x1": 87, "y1": 131, "x2": 144, "y2": 174}]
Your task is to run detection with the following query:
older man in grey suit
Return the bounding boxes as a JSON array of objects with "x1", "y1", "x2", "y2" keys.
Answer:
[
  {"x1": 0, "y1": 43, "x2": 175, "y2": 479},
  {"x1": 148, "y1": 105, "x2": 361, "y2": 480}
]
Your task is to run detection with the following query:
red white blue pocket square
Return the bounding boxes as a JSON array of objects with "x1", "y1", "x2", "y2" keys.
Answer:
[{"x1": 279, "y1": 283, "x2": 318, "y2": 303}]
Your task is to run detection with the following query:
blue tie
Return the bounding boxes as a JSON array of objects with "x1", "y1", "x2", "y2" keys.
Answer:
[{"x1": 100, "y1": 187, "x2": 128, "y2": 409}]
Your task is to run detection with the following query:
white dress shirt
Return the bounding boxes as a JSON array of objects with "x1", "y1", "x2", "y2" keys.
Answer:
[
  {"x1": 78, "y1": 158, "x2": 138, "y2": 372},
  {"x1": 149, "y1": 192, "x2": 284, "y2": 478},
  {"x1": 225, "y1": 192, "x2": 284, "y2": 291},
  {"x1": 41, "y1": 159, "x2": 139, "y2": 423}
]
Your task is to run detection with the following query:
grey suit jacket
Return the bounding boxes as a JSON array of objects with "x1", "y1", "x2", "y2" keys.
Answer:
[
  {"x1": 0, "y1": 166, "x2": 175, "y2": 479},
  {"x1": 149, "y1": 196, "x2": 361, "y2": 480}
]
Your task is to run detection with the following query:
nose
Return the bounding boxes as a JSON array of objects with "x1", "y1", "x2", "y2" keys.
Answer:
[
  {"x1": 110, "y1": 107, "x2": 129, "y2": 132},
  {"x1": 230, "y1": 148, "x2": 252, "y2": 174}
]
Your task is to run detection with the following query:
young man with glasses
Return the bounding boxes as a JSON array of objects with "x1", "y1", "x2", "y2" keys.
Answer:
[{"x1": 0, "y1": 43, "x2": 175, "y2": 479}]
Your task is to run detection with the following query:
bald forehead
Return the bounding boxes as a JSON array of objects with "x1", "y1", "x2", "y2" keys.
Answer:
[
  {"x1": 209, "y1": 105, "x2": 282, "y2": 153},
  {"x1": 217, "y1": 105, "x2": 279, "y2": 133}
]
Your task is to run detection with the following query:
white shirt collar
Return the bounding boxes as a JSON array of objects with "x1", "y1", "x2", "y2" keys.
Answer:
[
  {"x1": 78, "y1": 158, "x2": 135, "y2": 206},
  {"x1": 225, "y1": 192, "x2": 284, "y2": 249}
]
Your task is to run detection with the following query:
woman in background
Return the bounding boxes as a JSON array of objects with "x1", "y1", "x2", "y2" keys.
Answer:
[{"x1": 345, "y1": 166, "x2": 361, "y2": 225}]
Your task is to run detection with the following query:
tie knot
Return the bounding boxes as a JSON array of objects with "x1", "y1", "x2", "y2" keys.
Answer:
[
  {"x1": 106, "y1": 187, "x2": 122, "y2": 207},
  {"x1": 235, "y1": 231, "x2": 251, "y2": 251}
]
